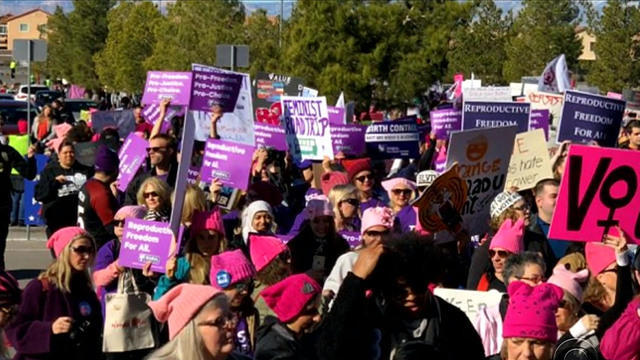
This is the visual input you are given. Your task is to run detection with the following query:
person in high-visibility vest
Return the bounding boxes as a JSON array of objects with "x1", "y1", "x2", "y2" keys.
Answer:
[{"x1": 9, "y1": 61, "x2": 16, "y2": 79}]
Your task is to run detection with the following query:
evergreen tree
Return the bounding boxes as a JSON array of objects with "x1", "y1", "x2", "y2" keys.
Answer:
[{"x1": 45, "y1": 7, "x2": 73, "y2": 81}]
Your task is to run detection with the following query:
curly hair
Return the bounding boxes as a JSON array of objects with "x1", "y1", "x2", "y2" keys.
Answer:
[{"x1": 489, "y1": 206, "x2": 521, "y2": 233}]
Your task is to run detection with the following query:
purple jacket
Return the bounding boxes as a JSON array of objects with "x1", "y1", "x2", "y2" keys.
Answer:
[{"x1": 5, "y1": 277, "x2": 103, "y2": 360}]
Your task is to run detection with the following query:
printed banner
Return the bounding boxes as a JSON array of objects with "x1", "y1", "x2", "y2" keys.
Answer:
[
  {"x1": 462, "y1": 101, "x2": 530, "y2": 133},
  {"x1": 549, "y1": 145, "x2": 640, "y2": 244},
  {"x1": 525, "y1": 91, "x2": 564, "y2": 125},
  {"x1": 119, "y1": 219, "x2": 174, "y2": 273},
  {"x1": 557, "y1": 90, "x2": 626, "y2": 147},
  {"x1": 328, "y1": 106, "x2": 346, "y2": 125},
  {"x1": 201, "y1": 139, "x2": 254, "y2": 190},
  {"x1": 253, "y1": 72, "x2": 304, "y2": 125},
  {"x1": 91, "y1": 110, "x2": 136, "y2": 139},
  {"x1": 117, "y1": 134, "x2": 148, "y2": 192},
  {"x1": 529, "y1": 109, "x2": 550, "y2": 141},
  {"x1": 23, "y1": 154, "x2": 49, "y2": 226},
  {"x1": 141, "y1": 71, "x2": 193, "y2": 105},
  {"x1": 281, "y1": 96, "x2": 333, "y2": 161},
  {"x1": 142, "y1": 104, "x2": 182, "y2": 134},
  {"x1": 365, "y1": 116, "x2": 420, "y2": 159},
  {"x1": 505, "y1": 129, "x2": 553, "y2": 191},
  {"x1": 464, "y1": 87, "x2": 512, "y2": 102},
  {"x1": 446, "y1": 126, "x2": 517, "y2": 236},
  {"x1": 433, "y1": 288, "x2": 503, "y2": 323},
  {"x1": 330, "y1": 124, "x2": 366, "y2": 156},
  {"x1": 430, "y1": 108, "x2": 462, "y2": 140},
  {"x1": 254, "y1": 123, "x2": 288, "y2": 151}
]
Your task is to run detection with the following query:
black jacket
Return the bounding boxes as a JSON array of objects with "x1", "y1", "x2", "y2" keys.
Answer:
[
  {"x1": 287, "y1": 225, "x2": 350, "y2": 278},
  {"x1": 254, "y1": 316, "x2": 318, "y2": 360},
  {"x1": 0, "y1": 144, "x2": 36, "y2": 210}
]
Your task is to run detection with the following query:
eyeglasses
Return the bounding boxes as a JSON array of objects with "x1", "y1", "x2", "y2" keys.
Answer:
[
  {"x1": 489, "y1": 249, "x2": 511, "y2": 258},
  {"x1": 516, "y1": 275, "x2": 545, "y2": 284},
  {"x1": 198, "y1": 313, "x2": 236, "y2": 329},
  {"x1": 364, "y1": 229, "x2": 390, "y2": 238},
  {"x1": 341, "y1": 198, "x2": 359, "y2": 207},
  {"x1": 71, "y1": 245, "x2": 94, "y2": 255},
  {"x1": 512, "y1": 204, "x2": 531, "y2": 212},
  {"x1": 146, "y1": 146, "x2": 167, "y2": 153},
  {"x1": 143, "y1": 191, "x2": 159, "y2": 199},
  {"x1": 391, "y1": 189, "x2": 413, "y2": 196},
  {"x1": 355, "y1": 174, "x2": 373, "y2": 183}
]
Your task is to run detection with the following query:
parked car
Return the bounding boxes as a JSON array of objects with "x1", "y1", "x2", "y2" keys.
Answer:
[
  {"x1": 35, "y1": 90, "x2": 64, "y2": 109},
  {"x1": 0, "y1": 94, "x2": 14, "y2": 100},
  {"x1": 0, "y1": 100, "x2": 38, "y2": 135},
  {"x1": 14, "y1": 84, "x2": 49, "y2": 101},
  {"x1": 64, "y1": 99, "x2": 98, "y2": 122}
]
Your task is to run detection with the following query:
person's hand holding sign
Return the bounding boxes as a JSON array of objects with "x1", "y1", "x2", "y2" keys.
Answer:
[{"x1": 209, "y1": 104, "x2": 223, "y2": 139}]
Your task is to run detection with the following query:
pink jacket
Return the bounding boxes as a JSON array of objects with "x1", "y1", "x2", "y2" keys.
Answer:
[{"x1": 600, "y1": 298, "x2": 640, "y2": 360}]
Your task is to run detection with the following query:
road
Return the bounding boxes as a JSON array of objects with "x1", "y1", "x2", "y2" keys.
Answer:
[{"x1": 6, "y1": 226, "x2": 51, "y2": 287}]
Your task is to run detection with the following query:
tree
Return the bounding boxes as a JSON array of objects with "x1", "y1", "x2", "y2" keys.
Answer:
[
  {"x1": 45, "y1": 7, "x2": 74, "y2": 80},
  {"x1": 502, "y1": 0, "x2": 583, "y2": 82},
  {"x1": 94, "y1": 1, "x2": 163, "y2": 93},
  {"x1": 446, "y1": 0, "x2": 511, "y2": 85},
  {"x1": 242, "y1": 9, "x2": 282, "y2": 77},
  {"x1": 586, "y1": 0, "x2": 640, "y2": 92}
]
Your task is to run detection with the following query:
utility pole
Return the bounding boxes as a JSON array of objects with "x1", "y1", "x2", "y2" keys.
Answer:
[{"x1": 279, "y1": 0, "x2": 283, "y2": 47}]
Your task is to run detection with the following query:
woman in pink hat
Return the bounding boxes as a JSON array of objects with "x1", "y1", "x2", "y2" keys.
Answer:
[
  {"x1": 475, "y1": 218, "x2": 526, "y2": 292},
  {"x1": 381, "y1": 177, "x2": 417, "y2": 233},
  {"x1": 6, "y1": 227, "x2": 103, "y2": 360}
]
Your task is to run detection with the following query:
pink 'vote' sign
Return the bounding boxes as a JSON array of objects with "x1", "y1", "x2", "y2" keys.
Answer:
[{"x1": 549, "y1": 145, "x2": 640, "y2": 244}]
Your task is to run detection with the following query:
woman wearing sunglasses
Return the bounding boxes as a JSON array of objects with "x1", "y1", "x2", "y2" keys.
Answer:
[
  {"x1": 327, "y1": 184, "x2": 360, "y2": 233},
  {"x1": 7, "y1": 227, "x2": 103, "y2": 360},
  {"x1": 342, "y1": 158, "x2": 384, "y2": 213},
  {"x1": 210, "y1": 250, "x2": 258, "y2": 357},
  {"x1": 137, "y1": 177, "x2": 172, "y2": 222},
  {"x1": 381, "y1": 177, "x2": 417, "y2": 233},
  {"x1": 476, "y1": 218, "x2": 526, "y2": 292}
]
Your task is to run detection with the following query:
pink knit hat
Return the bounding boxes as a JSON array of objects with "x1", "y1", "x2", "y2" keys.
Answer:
[
  {"x1": 585, "y1": 242, "x2": 616, "y2": 276},
  {"x1": 260, "y1": 273, "x2": 321, "y2": 323},
  {"x1": 489, "y1": 218, "x2": 525, "y2": 254},
  {"x1": 148, "y1": 284, "x2": 222, "y2": 340},
  {"x1": 210, "y1": 250, "x2": 256, "y2": 290},
  {"x1": 191, "y1": 208, "x2": 225, "y2": 238},
  {"x1": 381, "y1": 177, "x2": 417, "y2": 194},
  {"x1": 547, "y1": 264, "x2": 589, "y2": 302},
  {"x1": 321, "y1": 171, "x2": 349, "y2": 196},
  {"x1": 249, "y1": 233, "x2": 288, "y2": 272},
  {"x1": 361, "y1": 207, "x2": 395, "y2": 235},
  {"x1": 46, "y1": 227, "x2": 91, "y2": 257},
  {"x1": 503, "y1": 281, "x2": 564, "y2": 343},
  {"x1": 305, "y1": 197, "x2": 334, "y2": 219},
  {"x1": 114, "y1": 205, "x2": 147, "y2": 220}
]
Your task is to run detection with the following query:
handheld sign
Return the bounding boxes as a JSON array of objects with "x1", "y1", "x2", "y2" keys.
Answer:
[
  {"x1": 525, "y1": 91, "x2": 564, "y2": 125},
  {"x1": 119, "y1": 219, "x2": 174, "y2": 273},
  {"x1": 201, "y1": 138, "x2": 254, "y2": 190},
  {"x1": 433, "y1": 288, "x2": 503, "y2": 323},
  {"x1": 253, "y1": 72, "x2": 304, "y2": 124},
  {"x1": 464, "y1": 87, "x2": 512, "y2": 102},
  {"x1": 557, "y1": 90, "x2": 625, "y2": 147},
  {"x1": 504, "y1": 129, "x2": 553, "y2": 191},
  {"x1": 549, "y1": 145, "x2": 640, "y2": 244},
  {"x1": 365, "y1": 116, "x2": 420, "y2": 159},
  {"x1": 141, "y1": 71, "x2": 193, "y2": 106},
  {"x1": 430, "y1": 108, "x2": 462, "y2": 140},
  {"x1": 529, "y1": 109, "x2": 550, "y2": 141},
  {"x1": 254, "y1": 123, "x2": 288, "y2": 151},
  {"x1": 330, "y1": 124, "x2": 366, "y2": 156},
  {"x1": 117, "y1": 134, "x2": 148, "y2": 192},
  {"x1": 462, "y1": 101, "x2": 530, "y2": 133},
  {"x1": 281, "y1": 95, "x2": 333, "y2": 161}
]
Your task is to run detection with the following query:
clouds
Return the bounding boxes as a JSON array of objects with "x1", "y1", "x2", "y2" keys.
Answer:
[{"x1": 0, "y1": 0, "x2": 73, "y2": 15}]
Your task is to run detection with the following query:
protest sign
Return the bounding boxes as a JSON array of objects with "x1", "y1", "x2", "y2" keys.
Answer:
[
  {"x1": 169, "y1": 110, "x2": 196, "y2": 235},
  {"x1": 117, "y1": 134, "x2": 148, "y2": 192},
  {"x1": 549, "y1": 145, "x2": 640, "y2": 244},
  {"x1": 187, "y1": 166, "x2": 200, "y2": 185},
  {"x1": 142, "y1": 104, "x2": 182, "y2": 134},
  {"x1": 411, "y1": 163, "x2": 468, "y2": 232},
  {"x1": 91, "y1": 109, "x2": 136, "y2": 139},
  {"x1": 328, "y1": 106, "x2": 346, "y2": 125},
  {"x1": 365, "y1": 116, "x2": 420, "y2": 159},
  {"x1": 525, "y1": 91, "x2": 564, "y2": 125},
  {"x1": 23, "y1": 154, "x2": 49, "y2": 226},
  {"x1": 505, "y1": 129, "x2": 553, "y2": 191},
  {"x1": 433, "y1": 288, "x2": 503, "y2": 323},
  {"x1": 430, "y1": 108, "x2": 462, "y2": 140},
  {"x1": 281, "y1": 96, "x2": 334, "y2": 161},
  {"x1": 253, "y1": 72, "x2": 304, "y2": 125},
  {"x1": 302, "y1": 87, "x2": 318, "y2": 97},
  {"x1": 190, "y1": 65, "x2": 243, "y2": 112},
  {"x1": 201, "y1": 139, "x2": 254, "y2": 190},
  {"x1": 464, "y1": 87, "x2": 512, "y2": 102},
  {"x1": 462, "y1": 101, "x2": 530, "y2": 133},
  {"x1": 119, "y1": 219, "x2": 174, "y2": 273},
  {"x1": 254, "y1": 123, "x2": 288, "y2": 151},
  {"x1": 557, "y1": 90, "x2": 625, "y2": 147},
  {"x1": 607, "y1": 92, "x2": 623, "y2": 100},
  {"x1": 529, "y1": 109, "x2": 550, "y2": 141},
  {"x1": 338, "y1": 231, "x2": 361, "y2": 249},
  {"x1": 446, "y1": 126, "x2": 517, "y2": 236},
  {"x1": 141, "y1": 71, "x2": 193, "y2": 106},
  {"x1": 330, "y1": 124, "x2": 366, "y2": 156},
  {"x1": 216, "y1": 186, "x2": 241, "y2": 211}
]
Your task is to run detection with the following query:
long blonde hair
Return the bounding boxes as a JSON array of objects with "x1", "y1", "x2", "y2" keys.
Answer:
[
  {"x1": 328, "y1": 184, "x2": 358, "y2": 219},
  {"x1": 38, "y1": 234, "x2": 95, "y2": 293},
  {"x1": 181, "y1": 185, "x2": 207, "y2": 225}
]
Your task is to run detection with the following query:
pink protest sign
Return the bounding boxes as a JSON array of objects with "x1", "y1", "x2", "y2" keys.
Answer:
[
  {"x1": 549, "y1": 145, "x2": 640, "y2": 244},
  {"x1": 141, "y1": 71, "x2": 193, "y2": 106},
  {"x1": 201, "y1": 138, "x2": 254, "y2": 190},
  {"x1": 116, "y1": 133, "x2": 148, "y2": 192},
  {"x1": 119, "y1": 219, "x2": 174, "y2": 273}
]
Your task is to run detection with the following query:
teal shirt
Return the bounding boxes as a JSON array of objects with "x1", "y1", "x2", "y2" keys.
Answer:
[{"x1": 153, "y1": 256, "x2": 191, "y2": 300}]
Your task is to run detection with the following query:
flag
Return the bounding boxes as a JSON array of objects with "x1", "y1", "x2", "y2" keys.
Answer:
[
  {"x1": 336, "y1": 92, "x2": 345, "y2": 108},
  {"x1": 538, "y1": 54, "x2": 571, "y2": 93}
]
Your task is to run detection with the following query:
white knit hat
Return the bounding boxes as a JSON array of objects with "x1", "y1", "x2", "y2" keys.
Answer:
[{"x1": 490, "y1": 191, "x2": 523, "y2": 218}]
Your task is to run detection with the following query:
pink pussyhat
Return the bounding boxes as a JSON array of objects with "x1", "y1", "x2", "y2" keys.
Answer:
[
  {"x1": 46, "y1": 227, "x2": 91, "y2": 258},
  {"x1": 305, "y1": 196, "x2": 334, "y2": 219},
  {"x1": 503, "y1": 281, "x2": 564, "y2": 342},
  {"x1": 321, "y1": 171, "x2": 349, "y2": 196},
  {"x1": 210, "y1": 250, "x2": 256, "y2": 290},
  {"x1": 547, "y1": 264, "x2": 589, "y2": 302},
  {"x1": 361, "y1": 206, "x2": 395, "y2": 235},
  {"x1": 260, "y1": 273, "x2": 321, "y2": 323},
  {"x1": 114, "y1": 205, "x2": 147, "y2": 220},
  {"x1": 249, "y1": 233, "x2": 288, "y2": 272},
  {"x1": 489, "y1": 218, "x2": 525, "y2": 254},
  {"x1": 191, "y1": 208, "x2": 225, "y2": 238},
  {"x1": 585, "y1": 242, "x2": 616, "y2": 276},
  {"x1": 148, "y1": 284, "x2": 222, "y2": 340}
]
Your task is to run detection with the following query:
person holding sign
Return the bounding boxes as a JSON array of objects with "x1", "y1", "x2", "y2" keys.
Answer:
[{"x1": 381, "y1": 177, "x2": 417, "y2": 233}]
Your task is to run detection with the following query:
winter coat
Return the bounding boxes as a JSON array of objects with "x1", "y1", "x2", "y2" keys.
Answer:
[
  {"x1": 254, "y1": 316, "x2": 318, "y2": 360},
  {"x1": 0, "y1": 144, "x2": 36, "y2": 210},
  {"x1": 123, "y1": 161, "x2": 177, "y2": 206},
  {"x1": 287, "y1": 225, "x2": 350, "y2": 279}
]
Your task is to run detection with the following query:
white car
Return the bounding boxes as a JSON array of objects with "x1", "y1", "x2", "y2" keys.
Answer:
[{"x1": 14, "y1": 84, "x2": 49, "y2": 101}]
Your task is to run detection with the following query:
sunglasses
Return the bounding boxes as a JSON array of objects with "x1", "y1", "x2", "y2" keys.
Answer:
[
  {"x1": 512, "y1": 204, "x2": 531, "y2": 212},
  {"x1": 516, "y1": 275, "x2": 545, "y2": 284},
  {"x1": 146, "y1": 146, "x2": 167, "y2": 153},
  {"x1": 114, "y1": 219, "x2": 125, "y2": 227},
  {"x1": 71, "y1": 245, "x2": 94, "y2": 255},
  {"x1": 364, "y1": 229, "x2": 390, "y2": 237},
  {"x1": 391, "y1": 189, "x2": 413, "y2": 196},
  {"x1": 143, "y1": 191, "x2": 159, "y2": 199},
  {"x1": 558, "y1": 300, "x2": 571, "y2": 309},
  {"x1": 489, "y1": 249, "x2": 511, "y2": 258},
  {"x1": 355, "y1": 174, "x2": 373, "y2": 183},
  {"x1": 341, "y1": 198, "x2": 359, "y2": 207}
]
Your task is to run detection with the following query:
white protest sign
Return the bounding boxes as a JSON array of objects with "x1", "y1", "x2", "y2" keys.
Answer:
[
  {"x1": 465, "y1": 87, "x2": 512, "y2": 102},
  {"x1": 434, "y1": 288, "x2": 504, "y2": 323},
  {"x1": 281, "y1": 96, "x2": 333, "y2": 161},
  {"x1": 505, "y1": 129, "x2": 553, "y2": 191}
]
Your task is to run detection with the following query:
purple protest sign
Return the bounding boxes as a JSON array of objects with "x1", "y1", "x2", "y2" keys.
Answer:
[
  {"x1": 187, "y1": 166, "x2": 200, "y2": 185},
  {"x1": 201, "y1": 139, "x2": 254, "y2": 190},
  {"x1": 328, "y1": 106, "x2": 346, "y2": 125},
  {"x1": 254, "y1": 123, "x2": 288, "y2": 151},
  {"x1": 430, "y1": 108, "x2": 462, "y2": 140},
  {"x1": 119, "y1": 219, "x2": 173, "y2": 273},
  {"x1": 330, "y1": 124, "x2": 366, "y2": 156},
  {"x1": 142, "y1": 104, "x2": 181, "y2": 134},
  {"x1": 338, "y1": 231, "x2": 361, "y2": 249},
  {"x1": 529, "y1": 109, "x2": 550, "y2": 141},
  {"x1": 462, "y1": 101, "x2": 530, "y2": 133},
  {"x1": 142, "y1": 71, "x2": 193, "y2": 106},
  {"x1": 557, "y1": 90, "x2": 626, "y2": 147},
  {"x1": 365, "y1": 116, "x2": 420, "y2": 159},
  {"x1": 117, "y1": 133, "x2": 148, "y2": 192},
  {"x1": 190, "y1": 65, "x2": 243, "y2": 113}
]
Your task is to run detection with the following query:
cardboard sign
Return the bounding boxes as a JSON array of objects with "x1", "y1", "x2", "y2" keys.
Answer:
[
  {"x1": 365, "y1": 116, "x2": 420, "y2": 159},
  {"x1": 433, "y1": 288, "x2": 503, "y2": 323},
  {"x1": 430, "y1": 108, "x2": 462, "y2": 140},
  {"x1": 119, "y1": 219, "x2": 175, "y2": 273},
  {"x1": 254, "y1": 123, "x2": 288, "y2": 151},
  {"x1": 464, "y1": 87, "x2": 512, "y2": 102},
  {"x1": 462, "y1": 101, "x2": 530, "y2": 133},
  {"x1": 549, "y1": 145, "x2": 640, "y2": 244},
  {"x1": 525, "y1": 91, "x2": 564, "y2": 125},
  {"x1": 117, "y1": 134, "x2": 148, "y2": 192},
  {"x1": 505, "y1": 129, "x2": 553, "y2": 191},
  {"x1": 142, "y1": 71, "x2": 193, "y2": 106},
  {"x1": 330, "y1": 124, "x2": 366, "y2": 156},
  {"x1": 281, "y1": 96, "x2": 334, "y2": 161},
  {"x1": 446, "y1": 126, "x2": 517, "y2": 236},
  {"x1": 201, "y1": 139, "x2": 254, "y2": 190},
  {"x1": 529, "y1": 109, "x2": 550, "y2": 141},
  {"x1": 557, "y1": 90, "x2": 626, "y2": 147}
]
